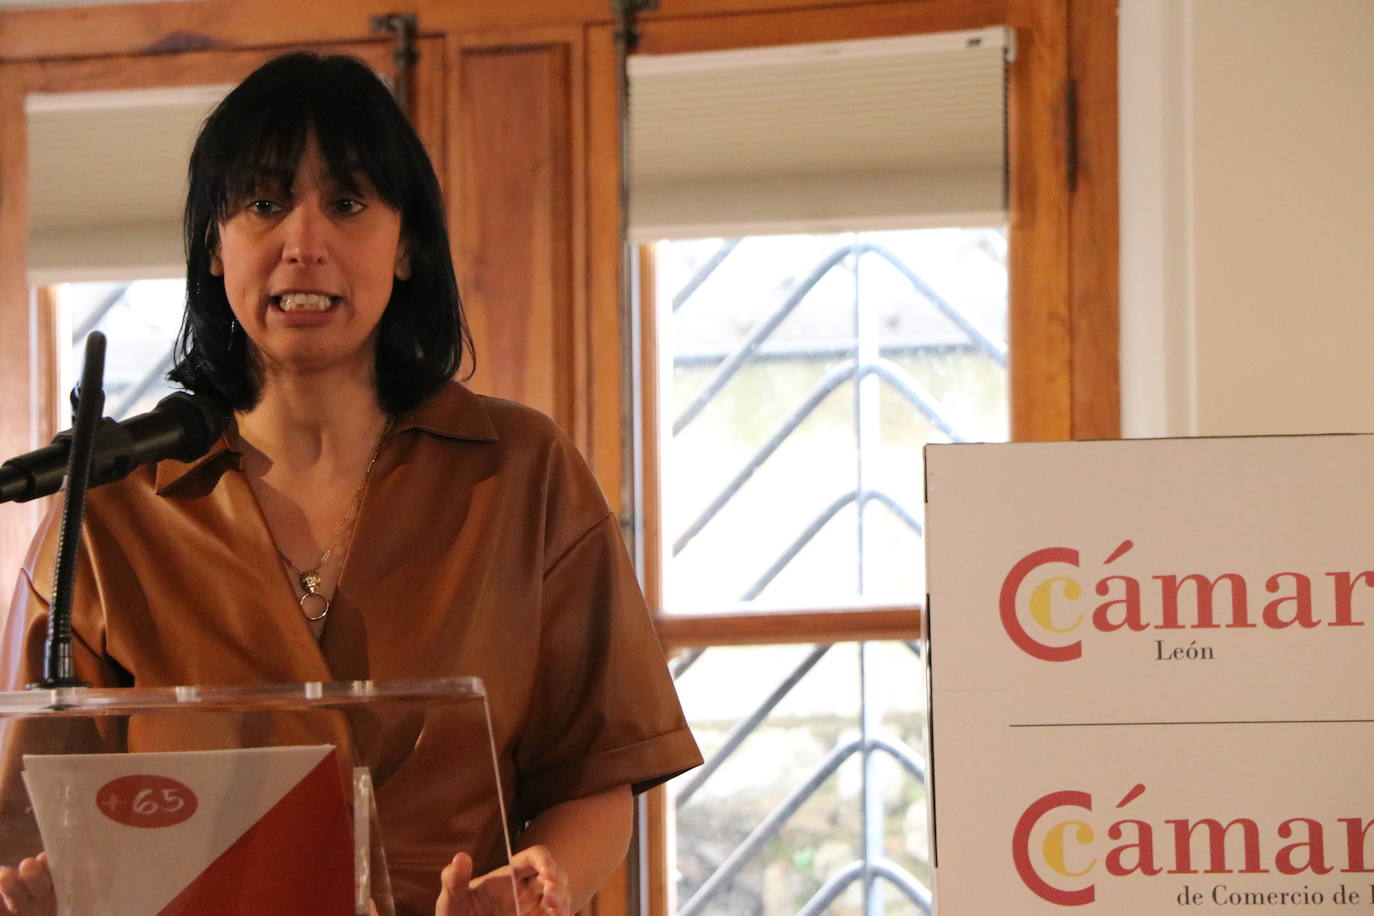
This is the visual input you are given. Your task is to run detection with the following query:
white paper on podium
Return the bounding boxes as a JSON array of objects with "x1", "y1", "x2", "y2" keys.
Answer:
[{"x1": 23, "y1": 745, "x2": 351, "y2": 916}]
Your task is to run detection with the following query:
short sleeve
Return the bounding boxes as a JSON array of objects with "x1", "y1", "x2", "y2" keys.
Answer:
[{"x1": 513, "y1": 513, "x2": 701, "y2": 821}]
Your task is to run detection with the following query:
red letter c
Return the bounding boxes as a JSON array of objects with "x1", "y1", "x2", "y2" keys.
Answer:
[
  {"x1": 1013, "y1": 789, "x2": 1096, "y2": 906},
  {"x1": 1000, "y1": 547, "x2": 1083, "y2": 661}
]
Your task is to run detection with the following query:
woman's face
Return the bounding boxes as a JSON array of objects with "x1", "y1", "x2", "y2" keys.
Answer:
[{"x1": 211, "y1": 136, "x2": 409, "y2": 381}]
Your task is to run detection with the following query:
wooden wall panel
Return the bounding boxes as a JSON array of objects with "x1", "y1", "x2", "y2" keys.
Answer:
[
  {"x1": 1007, "y1": 0, "x2": 1073, "y2": 441},
  {"x1": 411, "y1": 36, "x2": 449, "y2": 187},
  {"x1": 0, "y1": 63, "x2": 36, "y2": 593},
  {"x1": 635, "y1": 0, "x2": 1006, "y2": 53},
  {"x1": 1068, "y1": 0, "x2": 1120, "y2": 439},
  {"x1": 451, "y1": 40, "x2": 579, "y2": 439},
  {"x1": 0, "y1": 0, "x2": 1016, "y2": 61},
  {"x1": 32, "y1": 287, "x2": 58, "y2": 448},
  {"x1": 586, "y1": 24, "x2": 626, "y2": 513},
  {"x1": 27, "y1": 40, "x2": 393, "y2": 93},
  {"x1": 0, "y1": 0, "x2": 608, "y2": 61}
]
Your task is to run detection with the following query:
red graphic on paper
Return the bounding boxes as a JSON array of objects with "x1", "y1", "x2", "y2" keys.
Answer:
[
  {"x1": 96, "y1": 775, "x2": 199, "y2": 829},
  {"x1": 156, "y1": 753, "x2": 354, "y2": 916}
]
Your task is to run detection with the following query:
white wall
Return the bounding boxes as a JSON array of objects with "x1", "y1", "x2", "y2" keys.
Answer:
[{"x1": 1120, "y1": 0, "x2": 1374, "y2": 438}]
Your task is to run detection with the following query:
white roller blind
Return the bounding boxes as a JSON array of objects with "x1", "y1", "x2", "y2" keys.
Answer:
[
  {"x1": 629, "y1": 28, "x2": 1008, "y2": 239},
  {"x1": 26, "y1": 85, "x2": 229, "y2": 282}
]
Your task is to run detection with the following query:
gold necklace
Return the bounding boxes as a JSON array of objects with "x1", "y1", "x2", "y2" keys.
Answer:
[{"x1": 276, "y1": 418, "x2": 392, "y2": 622}]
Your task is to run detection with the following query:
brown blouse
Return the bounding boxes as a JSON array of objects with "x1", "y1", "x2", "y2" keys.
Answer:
[{"x1": 1, "y1": 382, "x2": 701, "y2": 914}]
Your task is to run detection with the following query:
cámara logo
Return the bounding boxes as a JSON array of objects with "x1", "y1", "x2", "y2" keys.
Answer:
[
  {"x1": 1013, "y1": 784, "x2": 1374, "y2": 906},
  {"x1": 998, "y1": 540, "x2": 1372, "y2": 661}
]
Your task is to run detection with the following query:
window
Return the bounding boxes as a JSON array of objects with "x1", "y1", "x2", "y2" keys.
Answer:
[
  {"x1": 53, "y1": 280, "x2": 185, "y2": 426},
  {"x1": 671, "y1": 640, "x2": 927, "y2": 914},
  {"x1": 644, "y1": 227, "x2": 1005, "y2": 913},
  {"x1": 626, "y1": 11, "x2": 1042, "y2": 911},
  {"x1": 656, "y1": 230, "x2": 1007, "y2": 612}
]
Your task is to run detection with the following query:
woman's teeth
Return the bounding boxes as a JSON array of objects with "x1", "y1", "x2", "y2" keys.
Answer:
[{"x1": 276, "y1": 293, "x2": 334, "y2": 312}]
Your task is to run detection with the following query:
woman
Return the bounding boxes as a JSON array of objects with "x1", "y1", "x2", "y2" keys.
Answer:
[{"x1": 0, "y1": 53, "x2": 699, "y2": 916}]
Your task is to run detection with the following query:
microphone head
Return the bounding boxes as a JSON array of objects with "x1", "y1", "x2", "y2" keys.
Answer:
[{"x1": 152, "y1": 391, "x2": 230, "y2": 462}]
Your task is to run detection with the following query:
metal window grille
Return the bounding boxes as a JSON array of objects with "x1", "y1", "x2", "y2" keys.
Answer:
[{"x1": 658, "y1": 229, "x2": 1007, "y2": 913}]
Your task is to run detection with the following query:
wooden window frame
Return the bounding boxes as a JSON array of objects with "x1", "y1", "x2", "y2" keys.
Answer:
[
  {"x1": 628, "y1": 0, "x2": 1118, "y2": 653},
  {"x1": 621, "y1": 3, "x2": 1117, "y2": 914}
]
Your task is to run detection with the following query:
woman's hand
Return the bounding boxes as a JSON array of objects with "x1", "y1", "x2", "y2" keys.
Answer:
[
  {"x1": 0, "y1": 853, "x2": 54, "y2": 916},
  {"x1": 435, "y1": 846, "x2": 570, "y2": 916}
]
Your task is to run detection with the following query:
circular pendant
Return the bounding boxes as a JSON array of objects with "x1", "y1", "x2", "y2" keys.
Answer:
[{"x1": 299, "y1": 591, "x2": 330, "y2": 622}]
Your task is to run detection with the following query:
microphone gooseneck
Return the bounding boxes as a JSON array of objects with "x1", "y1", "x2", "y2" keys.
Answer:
[{"x1": 36, "y1": 332, "x2": 108, "y2": 689}]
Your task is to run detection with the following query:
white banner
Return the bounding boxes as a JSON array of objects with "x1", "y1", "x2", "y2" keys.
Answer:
[{"x1": 926, "y1": 435, "x2": 1374, "y2": 913}]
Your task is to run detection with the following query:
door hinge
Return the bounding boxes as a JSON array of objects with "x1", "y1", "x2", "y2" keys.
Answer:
[
  {"x1": 370, "y1": 12, "x2": 419, "y2": 118},
  {"x1": 612, "y1": 0, "x2": 660, "y2": 53}
]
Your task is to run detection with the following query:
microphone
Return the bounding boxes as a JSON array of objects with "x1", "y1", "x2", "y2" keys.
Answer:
[{"x1": 0, "y1": 390, "x2": 229, "y2": 504}]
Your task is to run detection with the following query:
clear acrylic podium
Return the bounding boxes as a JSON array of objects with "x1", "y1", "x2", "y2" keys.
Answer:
[{"x1": 0, "y1": 677, "x2": 512, "y2": 916}]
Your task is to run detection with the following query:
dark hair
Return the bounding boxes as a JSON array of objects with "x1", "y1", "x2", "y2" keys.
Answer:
[{"x1": 169, "y1": 52, "x2": 472, "y2": 414}]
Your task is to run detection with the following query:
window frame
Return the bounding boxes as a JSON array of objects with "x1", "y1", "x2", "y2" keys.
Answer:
[
  {"x1": 622, "y1": 2, "x2": 1117, "y2": 913},
  {"x1": 626, "y1": 0, "x2": 1119, "y2": 649}
]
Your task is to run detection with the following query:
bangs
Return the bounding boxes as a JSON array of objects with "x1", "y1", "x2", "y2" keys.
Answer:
[
  {"x1": 210, "y1": 73, "x2": 406, "y2": 218},
  {"x1": 216, "y1": 115, "x2": 306, "y2": 216}
]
